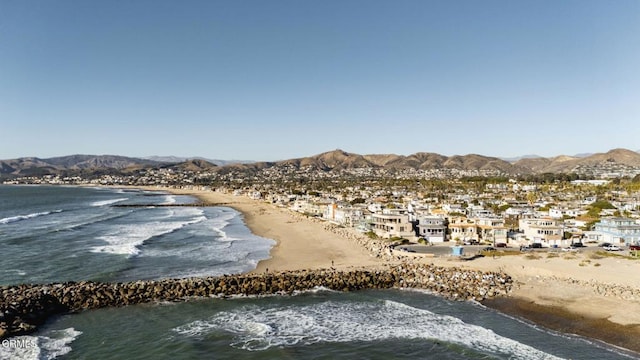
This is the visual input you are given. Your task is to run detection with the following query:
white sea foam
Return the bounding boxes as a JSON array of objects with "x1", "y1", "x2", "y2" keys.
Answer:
[
  {"x1": 0, "y1": 210, "x2": 63, "y2": 225},
  {"x1": 207, "y1": 211, "x2": 243, "y2": 241},
  {"x1": 160, "y1": 195, "x2": 177, "y2": 205},
  {"x1": 291, "y1": 286, "x2": 338, "y2": 296},
  {"x1": 0, "y1": 328, "x2": 82, "y2": 360},
  {"x1": 1, "y1": 269, "x2": 26, "y2": 276},
  {"x1": 173, "y1": 299, "x2": 564, "y2": 359},
  {"x1": 90, "y1": 198, "x2": 128, "y2": 207},
  {"x1": 91, "y1": 215, "x2": 207, "y2": 256}
]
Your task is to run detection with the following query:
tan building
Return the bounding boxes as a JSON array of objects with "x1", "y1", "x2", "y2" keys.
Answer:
[
  {"x1": 476, "y1": 218, "x2": 508, "y2": 244},
  {"x1": 370, "y1": 210, "x2": 414, "y2": 239},
  {"x1": 448, "y1": 217, "x2": 477, "y2": 242}
]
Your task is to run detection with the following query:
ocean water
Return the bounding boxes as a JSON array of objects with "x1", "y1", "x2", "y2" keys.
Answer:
[
  {"x1": 0, "y1": 185, "x2": 636, "y2": 360},
  {"x1": 0, "y1": 185, "x2": 273, "y2": 285}
]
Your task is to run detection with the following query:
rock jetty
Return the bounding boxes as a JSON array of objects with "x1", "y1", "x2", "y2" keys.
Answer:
[{"x1": 0, "y1": 263, "x2": 512, "y2": 339}]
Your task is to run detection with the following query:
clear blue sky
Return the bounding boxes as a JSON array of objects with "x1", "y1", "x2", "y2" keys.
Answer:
[{"x1": 1, "y1": 0, "x2": 639, "y2": 161}]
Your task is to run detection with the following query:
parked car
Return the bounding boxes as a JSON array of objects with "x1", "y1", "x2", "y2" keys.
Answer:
[
  {"x1": 570, "y1": 242, "x2": 586, "y2": 248},
  {"x1": 562, "y1": 247, "x2": 578, "y2": 252},
  {"x1": 600, "y1": 242, "x2": 613, "y2": 248},
  {"x1": 496, "y1": 243, "x2": 508, "y2": 248},
  {"x1": 530, "y1": 243, "x2": 543, "y2": 249},
  {"x1": 603, "y1": 245, "x2": 621, "y2": 251},
  {"x1": 482, "y1": 247, "x2": 496, "y2": 252},
  {"x1": 629, "y1": 244, "x2": 640, "y2": 251}
]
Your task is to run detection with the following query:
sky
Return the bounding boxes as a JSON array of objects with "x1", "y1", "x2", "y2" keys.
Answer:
[{"x1": 1, "y1": 0, "x2": 639, "y2": 161}]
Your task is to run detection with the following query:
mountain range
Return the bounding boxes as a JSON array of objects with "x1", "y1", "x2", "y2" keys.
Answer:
[
  {"x1": 1, "y1": 149, "x2": 640, "y2": 178},
  {"x1": 145, "y1": 156, "x2": 252, "y2": 166}
]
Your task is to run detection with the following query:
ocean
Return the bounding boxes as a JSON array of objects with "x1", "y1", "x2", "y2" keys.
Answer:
[{"x1": 0, "y1": 185, "x2": 636, "y2": 360}]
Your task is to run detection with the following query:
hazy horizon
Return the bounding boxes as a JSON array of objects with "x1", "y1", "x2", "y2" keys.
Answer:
[{"x1": 2, "y1": 0, "x2": 638, "y2": 161}]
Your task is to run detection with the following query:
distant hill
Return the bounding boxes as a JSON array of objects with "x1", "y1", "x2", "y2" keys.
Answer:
[
  {"x1": 217, "y1": 149, "x2": 527, "y2": 174},
  {"x1": 218, "y1": 148, "x2": 640, "y2": 176},
  {"x1": 146, "y1": 156, "x2": 253, "y2": 166},
  {"x1": 514, "y1": 148, "x2": 640, "y2": 173},
  {"x1": 160, "y1": 159, "x2": 218, "y2": 172},
  {"x1": 3, "y1": 148, "x2": 640, "y2": 179},
  {"x1": 0, "y1": 155, "x2": 164, "y2": 177}
]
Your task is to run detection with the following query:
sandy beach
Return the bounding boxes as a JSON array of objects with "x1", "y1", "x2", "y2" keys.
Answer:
[
  {"x1": 144, "y1": 186, "x2": 640, "y2": 353},
  {"x1": 424, "y1": 252, "x2": 640, "y2": 352},
  {"x1": 152, "y1": 187, "x2": 383, "y2": 273}
]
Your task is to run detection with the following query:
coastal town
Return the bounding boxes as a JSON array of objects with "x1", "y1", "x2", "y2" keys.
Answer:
[
  {"x1": 5, "y1": 154, "x2": 640, "y2": 253},
  {"x1": 4, "y1": 154, "x2": 640, "y2": 354}
]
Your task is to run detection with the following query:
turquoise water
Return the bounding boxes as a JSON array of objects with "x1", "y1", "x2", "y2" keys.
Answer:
[{"x1": 0, "y1": 186, "x2": 636, "y2": 359}]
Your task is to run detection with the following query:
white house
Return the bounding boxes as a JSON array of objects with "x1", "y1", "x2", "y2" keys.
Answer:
[
  {"x1": 593, "y1": 217, "x2": 640, "y2": 245},
  {"x1": 332, "y1": 207, "x2": 365, "y2": 227},
  {"x1": 519, "y1": 218, "x2": 565, "y2": 247},
  {"x1": 416, "y1": 216, "x2": 447, "y2": 243}
]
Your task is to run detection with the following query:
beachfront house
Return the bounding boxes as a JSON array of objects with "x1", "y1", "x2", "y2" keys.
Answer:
[
  {"x1": 290, "y1": 200, "x2": 324, "y2": 216},
  {"x1": 370, "y1": 209, "x2": 414, "y2": 239},
  {"x1": 323, "y1": 203, "x2": 365, "y2": 227},
  {"x1": 593, "y1": 217, "x2": 640, "y2": 245},
  {"x1": 416, "y1": 216, "x2": 447, "y2": 243},
  {"x1": 519, "y1": 218, "x2": 565, "y2": 247},
  {"x1": 475, "y1": 218, "x2": 508, "y2": 244},
  {"x1": 448, "y1": 217, "x2": 477, "y2": 243}
]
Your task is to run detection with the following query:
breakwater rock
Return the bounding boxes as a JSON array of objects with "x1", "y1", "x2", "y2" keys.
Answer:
[{"x1": 0, "y1": 264, "x2": 512, "y2": 339}]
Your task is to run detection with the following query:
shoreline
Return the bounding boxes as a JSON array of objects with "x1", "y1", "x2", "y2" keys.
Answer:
[
  {"x1": 149, "y1": 186, "x2": 384, "y2": 273},
  {"x1": 91, "y1": 186, "x2": 640, "y2": 354},
  {"x1": 483, "y1": 296, "x2": 640, "y2": 355}
]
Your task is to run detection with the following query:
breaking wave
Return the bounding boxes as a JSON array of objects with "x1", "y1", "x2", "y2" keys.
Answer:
[
  {"x1": 90, "y1": 198, "x2": 128, "y2": 207},
  {"x1": 0, "y1": 210, "x2": 63, "y2": 225},
  {"x1": 0, "y1": 328, "x2": 82, "y2": 360},
  {"x1": 173, "y1": 299, "x2": 564, "y2": 359}
]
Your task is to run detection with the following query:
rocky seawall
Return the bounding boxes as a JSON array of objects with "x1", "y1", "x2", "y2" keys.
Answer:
[{"x1": 1, "y1": 263, "x2": 512, "y2": 339}]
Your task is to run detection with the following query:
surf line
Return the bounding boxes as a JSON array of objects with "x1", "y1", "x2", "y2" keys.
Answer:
[{"x1": 111, "y1": 203, "x2": 234, "y2": 208}]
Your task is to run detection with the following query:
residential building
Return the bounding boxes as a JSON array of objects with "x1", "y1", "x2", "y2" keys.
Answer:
[
  {"x1": 593, "y1": 217, "x2": 640, "y2": 245},
  {"x1": 448, "y1": 217, "x2": 477, "y2": 242},
  {"x1": 328, "y1": 206, "x2": 365, "y2": 227},
  {"x1": 476, "y1": 218, "x2": 507, "y2": 244},
  {"x1": 467, "y1": 206, "x2": 494, "y2": 218},
  {"x1": 519, "y1": 218, "x2": 565, "y2": 247},
  {"x1": 416, "y1": 216, "x2": 447, "y2": 243},
  {"x1": 370, "y1": 210, "x2": 414, "y2": 239}
]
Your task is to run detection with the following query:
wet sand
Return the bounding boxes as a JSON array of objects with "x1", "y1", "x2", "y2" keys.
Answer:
[
  {"x1": 483, "y1": 297, "x2": 640, "y2": 354},
  {"x1": 426, "y1": 251, "x2": 640, "y2": 355}
]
